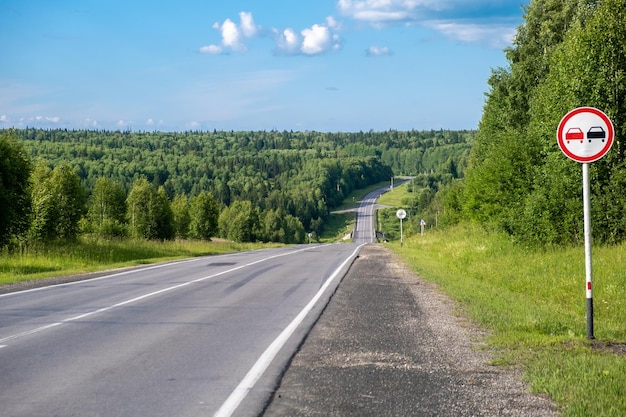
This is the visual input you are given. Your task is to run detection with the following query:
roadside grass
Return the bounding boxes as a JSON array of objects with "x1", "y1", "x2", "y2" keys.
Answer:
[
  {"x1": 377, "y1": 181, "x2": 410, "y2": 207},
  {"x1": 376, "y1": 182, "x2": 416, "y2": 239},
  {"x1": 388, "y1": 224, "x2": 626, "y2": 417},
  {"x1": 319, "y1": 213, "x2": 354, "y2": 243},
  {"x1": 0, "y1": 237, "x2": 278, "y2": 285}
]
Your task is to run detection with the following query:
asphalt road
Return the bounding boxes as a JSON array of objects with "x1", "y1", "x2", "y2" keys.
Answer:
[
  {"x1": 352, "y1": 185, "x2": 391, "y2": 245},
  {"x1": 261, "y1": 245, "x2": 558, "y2": 417},
  {"x1": 0, "y1": 244, "x2": 363, "y2": 417}
]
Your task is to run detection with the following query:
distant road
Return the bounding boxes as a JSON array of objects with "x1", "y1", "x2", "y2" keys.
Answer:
[
  {"x1": 0, "y1": 244, "x2": 362, "y2": 417},
  {"x1": 352, "y1": 182, "x2": 409, "y2": 244}
]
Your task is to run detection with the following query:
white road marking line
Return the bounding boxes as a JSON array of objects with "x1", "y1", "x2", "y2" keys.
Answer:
[
  {"x1": 212, "y1": 244, "x2": 365, "y2": 417},
  {"x1": 0, "y1": 246, "x2": 323, "y2": 346}
]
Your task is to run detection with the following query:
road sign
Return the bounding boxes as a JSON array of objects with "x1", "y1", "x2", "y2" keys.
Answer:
[
  {"x1": 557, "y1": 107, "x2": 614, "y2": 163},
  {"x1": 557, "y1": 107, "x2": 615, "y2": 339}
]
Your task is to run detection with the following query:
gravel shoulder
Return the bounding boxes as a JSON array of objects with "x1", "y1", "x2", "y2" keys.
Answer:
[{"x1": 261, "y1": 244, "x2": 559, "y2": 417}]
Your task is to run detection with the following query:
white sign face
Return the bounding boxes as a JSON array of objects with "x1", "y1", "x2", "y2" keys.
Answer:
[
  {"x1": 557, "y1": 107, "x2": 614, "y2": 163},
  {"x1": 396, "y1": 209, "x2": 406, "y2": 220}
]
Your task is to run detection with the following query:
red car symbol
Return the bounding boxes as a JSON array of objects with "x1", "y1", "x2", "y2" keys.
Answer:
[{"x1": 565, "y1": 127, "x2": 584, "y2": 143}]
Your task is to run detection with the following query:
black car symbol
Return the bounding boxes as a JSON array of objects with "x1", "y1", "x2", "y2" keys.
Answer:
[{"x1": 587, "y1": 126, "x2": 606, "y2": 142}]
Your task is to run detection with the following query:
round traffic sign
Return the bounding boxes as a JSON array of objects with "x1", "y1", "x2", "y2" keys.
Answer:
[
  {"x1": 557, "y1": 107, "x2": 614, "y2": 163},
  {"x1": 396, "y1": 209, "x2": 406, "y2": 220}
]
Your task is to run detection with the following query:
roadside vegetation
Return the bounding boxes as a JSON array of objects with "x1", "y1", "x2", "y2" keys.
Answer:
[
  {"x1": 0, "y1": 182, "x2": 383, "y2": 286},
  {"x1": 388, "y1": 226, "x2": 626, "y2": 417},
  {"x1": 0, "y1": 238, "x2": 278, "y2": 286}
]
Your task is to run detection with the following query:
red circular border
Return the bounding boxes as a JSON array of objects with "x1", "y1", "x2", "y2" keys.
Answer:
[{"x1": 557, "y1": 107, "x2": 614, "y2": 163}]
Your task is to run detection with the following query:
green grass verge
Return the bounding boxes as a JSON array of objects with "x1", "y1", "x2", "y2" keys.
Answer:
[
  {"x1": 0, "y1": 237, "x2": 279, "y2": 285},
  {"x1": 388, "y1": 224, "x2": 626, "y2": 417},
  {"x1": 377, "y1": 181, "x2": 410, "y2": 207}
]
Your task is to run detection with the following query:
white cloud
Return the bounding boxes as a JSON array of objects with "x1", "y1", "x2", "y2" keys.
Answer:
[
  {"x1": 200, "y1": 11, "x2": 261, "y2": 54},
  {"x1": 337, "y1": 0, "x2": 419, "y2": 23},
  {"x1": 0, "y1": 114, "x2": 9, "y2": 123},
  {"x1": 301, "y1": 24, "x2": 335, "y2": 55},
  {"x1": 200, "y1": 44, "x2": 223, "y2": 55},
  {"x1": 367, "y1": 45, "x2": 392, "y2": 56},
  {"x1": 273, "y1": 21, "x2": 340, "y2": 56},
  {"x1": 427, "y1": 21, "x2": 516, "y2": 48},
  {"x1": 221, "y1": 18, "x2": 244, "y2": 51},
  {"x1": 276, "y1": 28, "x2": 301, "y2": 54},
  {"x1": 337, "y1": 0, "x2": 520, "y2": 47},
  {"x1": 326, "y1": 16, "x2": 341, "y2": 30},
  {"x1": 201, "y1": 11, "x2": 341, "y2": 57},
  {"x1": 239, "y1": 11, "x2": 259, "y2": 37}
]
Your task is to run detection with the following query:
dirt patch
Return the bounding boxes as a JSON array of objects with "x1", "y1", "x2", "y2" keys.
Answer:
[{"x1": 592, "y1": 340, "x2": 626, "y2": 356}]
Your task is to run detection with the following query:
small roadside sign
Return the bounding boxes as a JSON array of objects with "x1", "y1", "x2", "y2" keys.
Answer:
[
  {"x1": 396, "y1": 209, "x2": 406, "y2": 247},
  {"x1": 557, "y1": 107, "x2": 614, "y2": 163}
]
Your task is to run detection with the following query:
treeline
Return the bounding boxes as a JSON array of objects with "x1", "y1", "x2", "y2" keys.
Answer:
[
  {"x1": 17, "y1": 128, "x2": 471, "y2": 198},
  {"x1": 422, "y1": 0, "x2": 626, "y2": 246},
  {"x1": 0, "y1": 128, "x2": 471, "y2": 246}
]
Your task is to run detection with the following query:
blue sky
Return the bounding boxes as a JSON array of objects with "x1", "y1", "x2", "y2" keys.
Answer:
[{"x1": 1, "y1": 0, "x2": 526, "y2": 132}]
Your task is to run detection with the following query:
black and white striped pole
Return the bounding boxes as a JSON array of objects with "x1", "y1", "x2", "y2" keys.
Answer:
[{"x1": 557, "y1": 107, "x2": 614, "y2": 340}]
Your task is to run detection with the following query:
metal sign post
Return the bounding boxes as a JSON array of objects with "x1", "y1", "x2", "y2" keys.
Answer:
[{"x1": 557, "y1": 107, "x2": 614, "y2": 339}]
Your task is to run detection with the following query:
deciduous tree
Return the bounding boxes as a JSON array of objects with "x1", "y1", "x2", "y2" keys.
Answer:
[{"x1": 0, "y1": 131, "x2": 32, "y2": 246}]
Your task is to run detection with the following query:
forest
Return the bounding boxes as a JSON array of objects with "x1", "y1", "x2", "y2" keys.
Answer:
[
  {"x1": 0, "y1": 128, "x2": 471, "y2": 246},
  {"x1": 455, "y1": 0, "x2": 626, "y2": 246}
]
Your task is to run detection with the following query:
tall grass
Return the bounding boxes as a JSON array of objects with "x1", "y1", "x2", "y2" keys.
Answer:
[
  {"x1": 389, "y1": 225, "x2": 626, "y2": 417},
  {"x1": 0, "y1": 237, "x2": 277, "y2": 285}
]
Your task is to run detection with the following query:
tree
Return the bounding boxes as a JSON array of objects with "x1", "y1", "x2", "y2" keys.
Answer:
[
  {"x1": 523, "y1": 0, "x2": 626, "y2": 244},
  {"x1": 218, "y1": 200, "x2": 261, "y2": 243},
  {"x1": 126, "y1": 178, "x2": 174, "y2": 240},
  {"x1": 86, "y1": 177, "x2": 127, "y2": 237},
  {"x1": 171, "y1": 194, "x2": 190, "y2": 239},
  {"x1": 263, "y1": 208, "x2": 305, "y2": 243},
  {"x1": 29, "y1": 162, "x2": 86, "y2": 241},
  {"x1": 0, "y1": 131, "x2": 32, "y2": 246},
  {"x1": 154, "y1": 186, "x2": 175, "y2": 240},
  {"x1": 188, "y1": 191, "x2": 219, "y2": 240},
  {"x1": 127, "y1": 178, "x2": 154, "y2": 239},
  {"x1": 463, "y1": 0, "x2": 598, "y2": 241}
]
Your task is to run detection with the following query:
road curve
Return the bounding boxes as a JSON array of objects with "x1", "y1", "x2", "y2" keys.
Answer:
[
  {"x1": 0, "y1": 243, "x2": 362, "y2": 417},
  {"x1": 352, "y1": 183, "x2": 406, "y2": 245}
]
